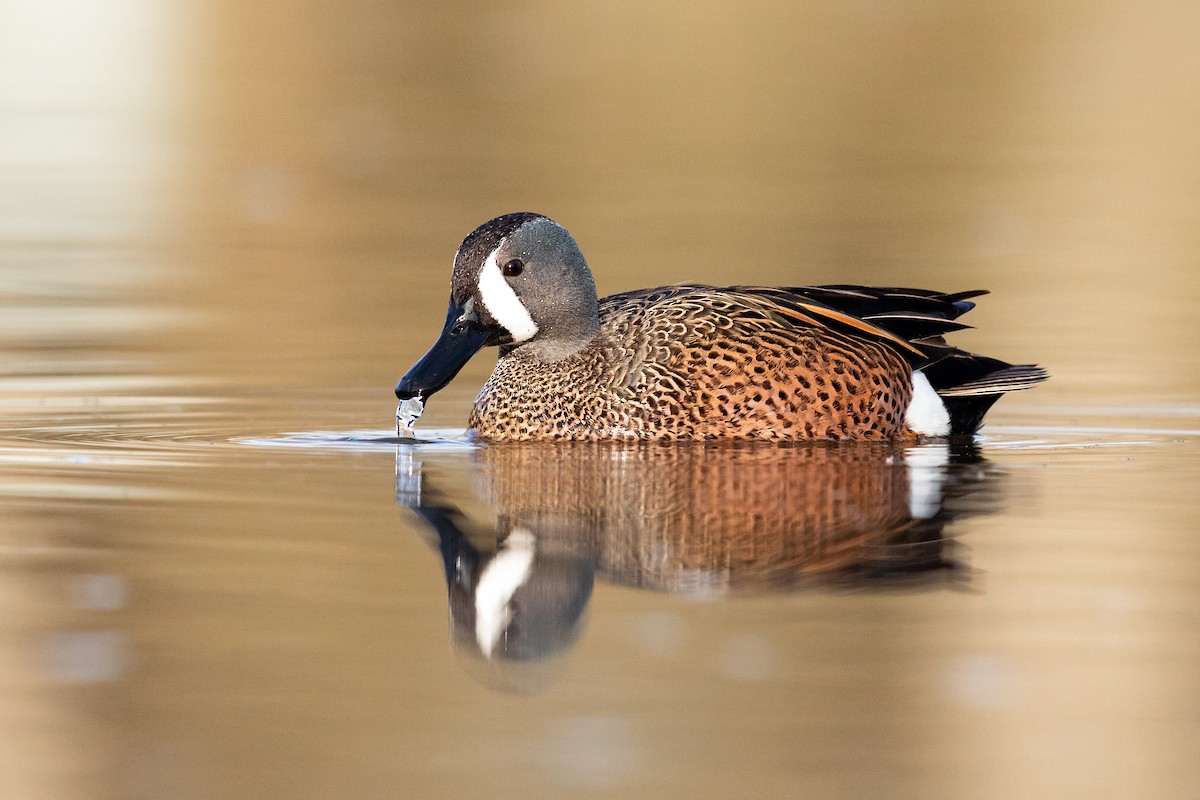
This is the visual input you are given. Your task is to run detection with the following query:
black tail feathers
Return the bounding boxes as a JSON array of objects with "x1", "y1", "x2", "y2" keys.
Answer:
[{"x1": 921, "y1": 355, "x2": 1048, "y2": 436}]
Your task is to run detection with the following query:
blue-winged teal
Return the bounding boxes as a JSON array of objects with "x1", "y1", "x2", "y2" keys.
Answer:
[{"x1": 395, "y1": 212, "x2": 1047, "y2": 441}]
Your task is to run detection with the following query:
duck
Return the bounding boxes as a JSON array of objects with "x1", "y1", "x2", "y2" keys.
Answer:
[{"x1": 395, "y1": 212, "x2": 1047, "y2": 441}]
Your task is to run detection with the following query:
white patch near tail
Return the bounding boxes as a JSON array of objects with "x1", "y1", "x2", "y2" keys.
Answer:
[
  {"x1": 478, "y1": 242, "x2": 539, "y2": 343},
  {"x1": 474, "y1": 528, "x2": 536, "y2": 657},
  {"x1": 905, "y1": 369, "x2": 951, "y2": 437}
]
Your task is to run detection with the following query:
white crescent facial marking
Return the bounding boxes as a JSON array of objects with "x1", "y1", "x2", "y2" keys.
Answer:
[
  {"x1": 477, "y1": 241, "x2": 538, "y2": 343},
  {"x1": 906, "y1": 369, "x2": 951, "y2": 437},
  {"x1": 474, "y1": 528, "x2": 536, "y2": 657}
]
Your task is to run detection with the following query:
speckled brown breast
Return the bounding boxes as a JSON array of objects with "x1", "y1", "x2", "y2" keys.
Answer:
[{"x1": 469, "y1": 285, "x2": 914, "y2": 441}]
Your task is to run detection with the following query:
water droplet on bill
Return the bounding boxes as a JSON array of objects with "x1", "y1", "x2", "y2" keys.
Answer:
[{"x1": 396, "y1": 398, "x2": 424, "y2": 437}]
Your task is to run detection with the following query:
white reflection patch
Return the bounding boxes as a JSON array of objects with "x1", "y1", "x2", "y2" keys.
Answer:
[
  {"x1": 905, "y1": 442, "x2": 949, "y2": 519},
  {"x1": 475, "y1": 528, "x2": 536, "y2": 656}
]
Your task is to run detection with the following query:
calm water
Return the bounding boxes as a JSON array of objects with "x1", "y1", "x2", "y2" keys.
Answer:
[{"x1": 3, "y1": 2, "x2": 1200, "y2": 799}]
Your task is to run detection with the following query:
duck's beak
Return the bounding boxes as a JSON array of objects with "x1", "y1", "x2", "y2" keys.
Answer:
[{"x1": 395, "y1": 300, "x2": 490, "y2": 400}]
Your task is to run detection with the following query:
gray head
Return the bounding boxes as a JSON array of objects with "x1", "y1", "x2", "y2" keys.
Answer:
[
  {"x1": 396, "y1": 213, "x2": 601, "y2": 400},
  {"x1": 451, "y1": 213, "x2": 600, "y2": 355}
]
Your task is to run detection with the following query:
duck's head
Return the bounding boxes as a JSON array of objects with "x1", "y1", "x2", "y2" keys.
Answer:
[{"x1": 395, "y1": 212, "x2": 600, "y2": 401}]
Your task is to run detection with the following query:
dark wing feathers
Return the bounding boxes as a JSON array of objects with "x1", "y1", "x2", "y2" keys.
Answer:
[
  {"x1": 922, "y1": 355, "x2": 1050, "y2": 397},
  {"x1": 732, "y1": 285, "x2": 986, "y2": 365},
  {"x1": 784, "y1": 285, "x2": 986, "y2": 321},
  {"x1": 861, "y1": 314, "x2": 972, "y2": 338}
]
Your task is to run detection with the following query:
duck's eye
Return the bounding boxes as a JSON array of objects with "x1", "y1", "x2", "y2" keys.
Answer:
[{"x1": 502, "y1": 259, "x2": 524, "y2": 277}]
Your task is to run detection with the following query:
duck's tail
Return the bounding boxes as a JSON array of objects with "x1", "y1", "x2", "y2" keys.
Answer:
[{"x1": 921, "y1": 353, "x2": 1049, "y2": 436}]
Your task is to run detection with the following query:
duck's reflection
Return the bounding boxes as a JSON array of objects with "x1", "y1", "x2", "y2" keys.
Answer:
[
  {"x1": 407, "y1": 503, "x2": 594, "y2": 663},
  {"x1": 396, "y1": 441, "x2": 1000, "y2": 666}
]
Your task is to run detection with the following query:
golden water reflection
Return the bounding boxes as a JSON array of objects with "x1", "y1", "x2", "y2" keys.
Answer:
[{"x1": 398, "y1": 440, "x2": 997, "y2": 670}]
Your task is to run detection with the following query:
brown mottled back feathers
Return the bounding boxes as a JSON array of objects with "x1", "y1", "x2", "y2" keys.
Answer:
[{"x1": 470, "y1": 285, "x2": 919, "y2": 441}]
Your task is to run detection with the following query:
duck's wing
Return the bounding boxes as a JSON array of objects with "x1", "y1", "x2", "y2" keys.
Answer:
[
  {"x1": 782, "y1": 285, "x2": 986, "y2": 319},
  {"x1": 724, "y1": 285, "x2": 979, "y2": 366},
  {"x1": 758, "y1": 283, "x2": 1048, "y2": 387},
  {"x1": 600, "y1": 283, "x2": 966, "y2": 365},
  {"x1": 782, "y1": 285, "x2": 984, "y2": 338}
]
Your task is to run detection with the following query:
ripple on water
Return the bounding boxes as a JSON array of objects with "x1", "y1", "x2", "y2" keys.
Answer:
[
  {"x1": 240, "y1": 421, "x2": 1196, "y2": 454},
  {"x1": 980, "y1": 421, "x2": 1199, "y2": 451},
  {"x1": 2, "y1": 391, "x2": 1194, "y2": 466},
  {"x1": 237, "y1": 429, "x2": 477, "y2": 451}
]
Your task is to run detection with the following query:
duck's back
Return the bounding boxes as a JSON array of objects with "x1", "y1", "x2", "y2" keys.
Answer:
[{"x1": 470, "y1": 285, "x2": 918, "y2": 441}]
